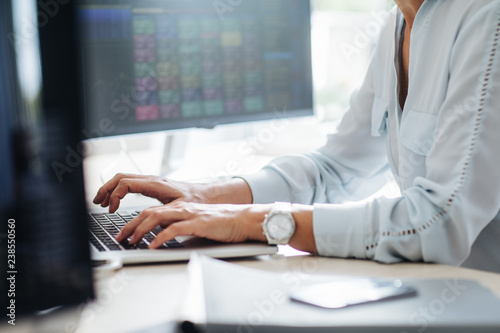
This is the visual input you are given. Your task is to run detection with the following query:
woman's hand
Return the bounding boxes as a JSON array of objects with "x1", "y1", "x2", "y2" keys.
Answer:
[
  {"x1": 114, "y1": 201, "x2": 318, "y2": 253},
  {"x1": 115, "y1": 201, "x2": 271, "y2": 248},
  {"x1": 95, "y1": 174, "x2": 317, "y2": 253},
  {"x1": 93, "y1": 173, "x2": 253, "y2": 213}
]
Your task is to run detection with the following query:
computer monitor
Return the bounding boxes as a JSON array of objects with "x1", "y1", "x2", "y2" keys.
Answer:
[
  {"x1": 0, "y1": 0, "x2": 94, "y2": 320},
  {"x1": 77, "y1": 0, "x2": 313, "y2": 138}
]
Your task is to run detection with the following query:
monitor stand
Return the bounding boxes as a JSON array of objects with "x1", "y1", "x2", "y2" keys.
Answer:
[
  {"x1": 99, "y1": 137, "x2": 143, "y2": 184},
  {"x1": 160, "y1": 131, "x2": 190, "y2": 177},
  {"x1": 92, "y1": 130, "x2": 190, "y2": 189}
]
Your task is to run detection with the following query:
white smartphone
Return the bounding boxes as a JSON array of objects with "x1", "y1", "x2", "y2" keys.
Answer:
[{"x1": 290, "y1": 278, "x2": 417, "y2": 309}]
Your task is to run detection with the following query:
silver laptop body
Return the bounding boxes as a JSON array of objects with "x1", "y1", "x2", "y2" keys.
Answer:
[{"x1": 88, "y1": 206, "x2": 277, "y2": 265}]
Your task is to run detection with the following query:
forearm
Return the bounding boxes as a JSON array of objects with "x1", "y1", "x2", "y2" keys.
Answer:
[{"x1": 201, "y1": 178, "x2": 253, "y2": 205}]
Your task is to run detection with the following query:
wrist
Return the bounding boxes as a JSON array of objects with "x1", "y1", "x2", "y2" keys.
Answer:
[
  {"x1": 202, "y1": 178, "x2": 253, "y2": 204},
  {"x1": 239, "y1": 203, "x2": 317, "y2": 253},
  {"x1": 189, "y1": 183, "x2": 216, "y2": 204},
  {"x1": 242, "y1": 204, "x2": 272, "y2": 242},
  {"x1": 289, "y1": 204, "x2": 317, "y2": 254}
]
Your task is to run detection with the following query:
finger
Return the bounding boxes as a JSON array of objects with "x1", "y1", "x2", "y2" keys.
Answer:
[
  {"x1": 100, "y1": 193, "x2": 110, "y2": 208},
  {"x1": 120, "y1": 205, "x2": 188, "y2": 244},
  {"x1": 149, "y1": 221, "x2": 196, "y2": 249},
  {"x1": 115, "y1": 211, "x2": 148, "y2": 243},
  {"x1": 128, "y1": 211, "x2": 169, "y2": 244},
  {"x1": 108, "y1": 178, "x2": 155, "y2": 213},
  {"x1": 93, "y1": 173, "x2": 142, "y2": 204}
]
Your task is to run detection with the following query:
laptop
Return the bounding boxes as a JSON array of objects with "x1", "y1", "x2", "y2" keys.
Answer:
[{"x1": 87, "y1": 205, "x2": 277, "y2": 265}]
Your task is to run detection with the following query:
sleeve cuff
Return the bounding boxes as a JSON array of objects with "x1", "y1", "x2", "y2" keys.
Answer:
[
  {"x1": 236, "y1": 168, "x2": 292, "y2": 204},
  {"x1": 313, "y1": 203, "x2": 368, "y2": 259}
]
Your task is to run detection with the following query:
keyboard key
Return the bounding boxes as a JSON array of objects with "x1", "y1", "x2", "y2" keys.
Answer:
[
  {"x1": 137, "y1": 242, "x2": 150, "y2": 249},
  {"x1": 88, "y1": 212, "x2": 185, "y2": 252},
  {"x1": 89, "y1": 233, "x2": 106, "y2": 252},
  {"x1": 121, "y1": 242, "x2": 138, "y2": 250},
  {"x1": 166, "y1": 240, "x2": 183, "y2": 248},
  {"x1": 143, "y1": 233, "x2": 156, "y2": 243},
  {"x1": 151, "y1": 226, "x2": 164, "y2": 235}
]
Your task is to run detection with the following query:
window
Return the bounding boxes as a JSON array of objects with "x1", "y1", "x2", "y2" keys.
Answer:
[{"x1": 311, "y1": 0, "x2": 394, "y2": 121}]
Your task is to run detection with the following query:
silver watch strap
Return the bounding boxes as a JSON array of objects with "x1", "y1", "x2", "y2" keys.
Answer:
[{"x1": 273, "y1": 202, "x2": 292, "y2": 212}]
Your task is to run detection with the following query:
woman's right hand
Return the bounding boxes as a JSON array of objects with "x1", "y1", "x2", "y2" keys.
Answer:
[{"x1": 93, "y1": 173, "x2": 253, "y2": 213}]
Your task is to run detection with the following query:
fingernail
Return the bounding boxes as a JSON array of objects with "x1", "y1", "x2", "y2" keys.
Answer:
[
  {"x1": 149, "y1": 240, "x2": 157, "y2": 248},
  {"x1": 129, "y1": 235, "x2": 137, "y2": 244}
]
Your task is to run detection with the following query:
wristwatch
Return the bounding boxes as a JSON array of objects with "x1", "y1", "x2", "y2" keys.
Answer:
[{"x1": 261, "y1": 202, "x2": 296, "y2": 245}]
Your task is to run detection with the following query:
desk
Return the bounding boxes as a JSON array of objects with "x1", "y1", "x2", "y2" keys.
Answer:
[
  {"x1": 75, "y1": 248, "x2": 500, "y2": 333},
  {"x1": 76, "y1": 123, "x2": 500, "y2": 332}
]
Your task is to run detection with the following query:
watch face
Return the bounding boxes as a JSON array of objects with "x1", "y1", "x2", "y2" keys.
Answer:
[{"x1": 268, "y1": 215, "x2": 293, "y2": 241}]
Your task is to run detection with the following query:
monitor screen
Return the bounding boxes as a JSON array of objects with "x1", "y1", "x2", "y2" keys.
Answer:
[{"x1": 78, "y1": 0, "x2": 313, "y2": 137}]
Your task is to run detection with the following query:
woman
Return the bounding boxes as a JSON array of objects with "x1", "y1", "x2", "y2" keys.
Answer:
[{"x1": 94, "y1": 0, "x2": 500, "y2": 273}]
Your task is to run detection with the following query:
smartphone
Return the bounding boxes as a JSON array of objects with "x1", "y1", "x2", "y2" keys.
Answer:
[{"x1": 290, "y1": 278, "x2": 417, "y2": 309}]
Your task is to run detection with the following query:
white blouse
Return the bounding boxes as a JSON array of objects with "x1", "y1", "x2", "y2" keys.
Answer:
[{"x1": 242, "y1": 0, "x2": 500, "y2": 273}]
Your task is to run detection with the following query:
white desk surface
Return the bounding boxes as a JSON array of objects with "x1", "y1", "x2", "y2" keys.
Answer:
[{"x1": 74, "y1": 248, "x2": 500, "y2": 333}]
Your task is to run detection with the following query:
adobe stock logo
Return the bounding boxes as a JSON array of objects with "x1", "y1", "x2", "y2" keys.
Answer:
[
  {"x1": 340, "y1": 10, "x2": 388, "y2": 64},
  {"x1": 213, "y1": 0, "x2": 243, "y2": 20}
]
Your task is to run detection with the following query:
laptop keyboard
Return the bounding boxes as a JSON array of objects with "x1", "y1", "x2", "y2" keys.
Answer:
[{"x1": 88, "y1": 211, "x2": 183, "y2": 251}]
